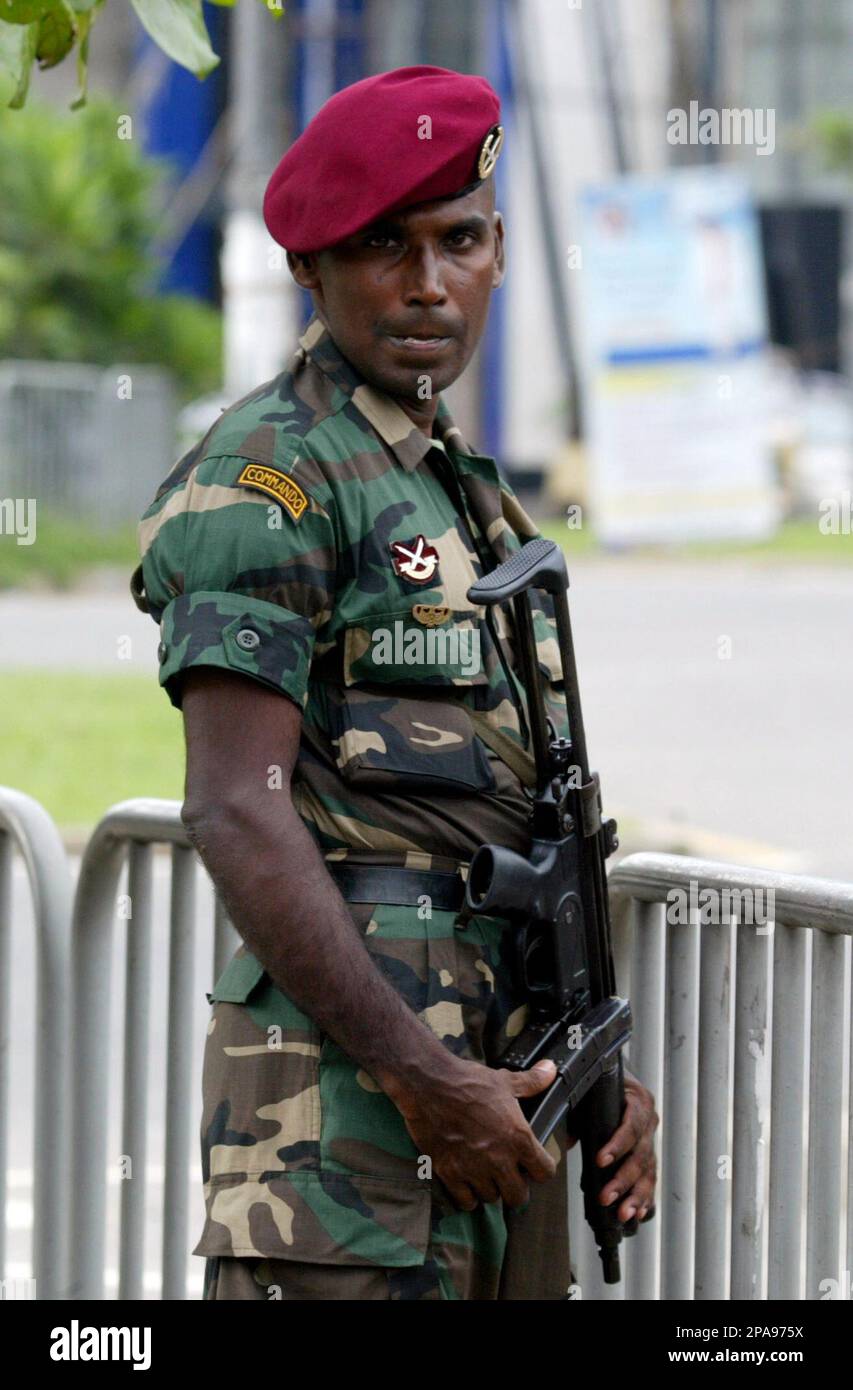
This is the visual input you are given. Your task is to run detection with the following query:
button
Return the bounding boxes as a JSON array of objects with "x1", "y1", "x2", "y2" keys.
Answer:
[
  {"x1": 157, "y1": 641, "x2": 166, "y2": 663},
  {"x1": 236, "y1": 628, "x2": 261, "y2": 651}
]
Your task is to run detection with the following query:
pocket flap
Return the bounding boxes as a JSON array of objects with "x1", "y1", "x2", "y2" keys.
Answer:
[
  {"x1": 209, "y1": 950, "x2": 266, "y2": 1004},
  {"x1": 343, "y1": 608, "x2": 488, "y2": 688},
  {"x1": 325, "y1": 685, "x2": 497, "y2": 794}
]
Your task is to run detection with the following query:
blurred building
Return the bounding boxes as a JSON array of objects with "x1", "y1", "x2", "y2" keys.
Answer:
[{"x1": 26, "y1": 0, "x2": 853, "y2": 492}]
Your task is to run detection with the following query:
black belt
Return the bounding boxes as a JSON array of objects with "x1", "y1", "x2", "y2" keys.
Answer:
[{"x1": 327, "y1": 862, "x2": 466, "y2": 912}]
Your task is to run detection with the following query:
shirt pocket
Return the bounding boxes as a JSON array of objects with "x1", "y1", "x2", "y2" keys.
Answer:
[
  {"x1": 343, "y1": 605, "x2": 488, "y2": 688},
  {"x1": 324, "y1": 683, "x2": 497, "y2": 794},
  {"x1": 318, "y1": 603, "x2": 496, "y2": 794}
]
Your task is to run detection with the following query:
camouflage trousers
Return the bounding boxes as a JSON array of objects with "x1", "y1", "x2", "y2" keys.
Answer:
[{"x1": 194, "y1": 857, "x2": 573, "y2": 1300}]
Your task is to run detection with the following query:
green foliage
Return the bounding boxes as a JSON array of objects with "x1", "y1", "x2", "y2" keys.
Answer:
[
  {"x1": 0, "y1": 0, "x2": 284, "y2": 108},
  {"x1": 809, "y1": 110, "x2": 853, "y2": 173},
  {"x1": 0, "y1": 99, "x2": 222, "y2": 398},
  {"x1": 0, "y1": 512, "x2": 138, "y2": 589},
  {"x1": 537, "y1": 516, "x2": 853, "y2": 562},
  {"x1": 129, "y1": 0, "x2": 217, "y2": 77}
]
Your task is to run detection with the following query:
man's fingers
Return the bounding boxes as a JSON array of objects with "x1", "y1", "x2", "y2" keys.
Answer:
[
  {"x1": 519, "y1": 1131, "x2": 558, "y2": 1183},
  {"x1": 471, "y1": 1176, "x2": 502, "y2": 1206},
  {"x1": 616, "y1": 1181, "x2": 656, "y2": 1224},
  {"x1": 441, "y1": 1175, "x2": 480, "y2": 1212},
  {"x1": 599, "y1": 1150, "x2": 645, "y2": 1205},
  {"x1": 493, "y1": 1165, "x2": 531, "y2": 1210},
  {"x1": 599, "y1": 1156, "x2": 657, "y2": 1220},
  {"x1": 596, "y1": 1104, "x2": 645, "y2": 1167},
  {"x1": 504, "y1": 1059, "x2": 557, "y2": 1098}
]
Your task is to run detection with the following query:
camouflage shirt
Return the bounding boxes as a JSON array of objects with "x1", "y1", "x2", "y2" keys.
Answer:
[
  {"x1": 132, "y1": 313, "x2": 568, "y2": 861},
  {"x1": 131, "y1": 316, "x2": 575, "y2": 1289}
]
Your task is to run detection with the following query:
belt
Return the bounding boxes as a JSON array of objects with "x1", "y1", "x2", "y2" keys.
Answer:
[{"x1": 327, "y1": 862, "x2": 466, "y2": 912}]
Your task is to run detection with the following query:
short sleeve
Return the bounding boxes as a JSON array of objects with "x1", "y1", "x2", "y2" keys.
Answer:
[{"x1": 134, "y1": 451, "x2": 337, "y2": 711}]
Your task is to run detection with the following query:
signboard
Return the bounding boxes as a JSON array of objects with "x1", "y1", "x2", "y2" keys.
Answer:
[{"x1": 575, "y1": 169, "x2": 781, "y2": 544}]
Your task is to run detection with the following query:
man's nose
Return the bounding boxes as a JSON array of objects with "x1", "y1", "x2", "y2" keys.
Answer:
[{"x1": 401, "y1": 246, "x2": 447, "y2": 305}]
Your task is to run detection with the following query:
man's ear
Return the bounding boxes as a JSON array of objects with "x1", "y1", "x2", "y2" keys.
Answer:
[
  {"x1": 492, "y1": 210, "x2": 506, "y2": 289},
  {"x1": 286, "y1": 250, "x2": 322, "y2": 291}
]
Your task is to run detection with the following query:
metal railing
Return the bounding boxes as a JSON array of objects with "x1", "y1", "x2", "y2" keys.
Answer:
[
  {"x1": 4, "y1": 789, "x2": 851, "y2": 1301},
  {"x1": 0, "y1": 786, "x2": 72, "y2": 1300},
  {"x1": 0, "y1": 360, "x2": 176, "y2": 527},
  {"x1": 69, "y1": 799, "x2": 238, "y2": 1301},
  {"x1": 567, "y1": 852, "x2": 853, "y2": 1302}
]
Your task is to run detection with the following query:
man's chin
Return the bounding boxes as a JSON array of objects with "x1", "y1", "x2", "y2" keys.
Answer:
[{"x1": 365, "y1": 357, "x2": 465, "y2": 402}]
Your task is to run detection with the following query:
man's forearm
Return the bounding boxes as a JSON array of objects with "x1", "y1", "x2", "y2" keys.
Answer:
[{"x1": 183, "y1": 795, "x2": 458, "y2": 1104}]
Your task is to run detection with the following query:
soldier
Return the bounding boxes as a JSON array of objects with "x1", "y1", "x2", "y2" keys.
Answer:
[{"x1": 131, "y1": 64, "x2": 658, "y2": 1301}]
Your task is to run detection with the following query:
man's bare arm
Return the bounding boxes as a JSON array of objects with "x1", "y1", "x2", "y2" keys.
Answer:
[{"x1": 179, "y1": 666, "x2": 557, "y2": 1209}]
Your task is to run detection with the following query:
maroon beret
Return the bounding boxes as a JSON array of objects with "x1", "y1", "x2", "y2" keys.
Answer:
[{"x1": 263, "y1": 64, "x2": 503, "y2": 254}]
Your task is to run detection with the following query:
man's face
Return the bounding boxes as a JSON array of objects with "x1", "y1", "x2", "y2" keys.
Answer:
[{"x1": 288, "y1": 181, "x2": 505, "y2": 401}]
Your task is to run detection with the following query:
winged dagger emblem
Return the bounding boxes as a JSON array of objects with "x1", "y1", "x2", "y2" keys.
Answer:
[{"x1": 389, "y1": 534, "x2": 440, "y2": 585}]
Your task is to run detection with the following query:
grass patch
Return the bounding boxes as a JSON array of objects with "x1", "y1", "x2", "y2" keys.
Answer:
[
  {"x1": 0, "y1": 670, "x2": 184, "y2": 832},
  {"x1": 537, "y1": 515, "x2": 853, "y2": 562},
  {"x1": 0, "y1": 514, "x2": 139, "y2": 590},
  {"x1": 1, "y1": 511, "x2": 849, "y2": 595}
]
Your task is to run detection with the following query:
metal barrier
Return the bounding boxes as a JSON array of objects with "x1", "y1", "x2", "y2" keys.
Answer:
[
  {"x1": 0, "y1": 786, "x2": 72, "y2": 1300},
  {"x1": 69, "y1": 798, "x2": 238, "y2": 1301},
  {"x1": 0, "y1": 359, "x2": 176, "y2": 527},
  {"x1": 567, "y1": 852, "x2": 853, "y2": 1302},
  {"x1": 64, "y1": 807, "x2": 852, "y2": 1301}
]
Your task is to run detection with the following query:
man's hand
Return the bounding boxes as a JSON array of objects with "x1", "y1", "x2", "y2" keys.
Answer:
[
  {"x1": 389, "y1": 1058, "x2": 560, "y2": 1212},
  {"x1": 571, "y1": 1068, "x2": 658, "y2": 1225}
]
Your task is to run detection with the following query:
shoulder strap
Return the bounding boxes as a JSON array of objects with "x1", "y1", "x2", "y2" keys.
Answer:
[{"x1": 463, "y1": 705, "x2": 537, "y2": 789}]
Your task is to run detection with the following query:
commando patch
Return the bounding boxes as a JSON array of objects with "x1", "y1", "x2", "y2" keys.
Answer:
[{"x1": 236, "y1": 463, "x2": 308, "y2": 521}]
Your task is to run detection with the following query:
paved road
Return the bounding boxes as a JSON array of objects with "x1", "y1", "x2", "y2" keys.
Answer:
[
  {"x1": 2, "y1": 560, "x2": 850, "y2": 877},
  {"x1": 567, "y1": 559, "x2": 853, "y2": 880}
]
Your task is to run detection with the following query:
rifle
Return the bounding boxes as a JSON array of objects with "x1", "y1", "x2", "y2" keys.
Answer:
[{"x1": 464, "y1": 536, "x2": 641, "y2": 1285}]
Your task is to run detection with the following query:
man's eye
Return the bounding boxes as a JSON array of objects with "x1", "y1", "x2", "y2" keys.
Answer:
[
  {"x1": 365, "y1": 234, "x2": 398, "y2": 249},
  {"x1": 446, "y1": 231, "x2": 475, "y2": 248}
]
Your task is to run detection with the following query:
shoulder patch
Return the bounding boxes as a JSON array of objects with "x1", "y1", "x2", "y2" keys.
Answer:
[{"x1": 236, "y1": 463, "x2": 308, "y2": 521}]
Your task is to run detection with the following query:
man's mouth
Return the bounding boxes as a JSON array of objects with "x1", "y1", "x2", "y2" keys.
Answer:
[{"x1": 386, "y1": 333, "x2": 452, "y2": 352}]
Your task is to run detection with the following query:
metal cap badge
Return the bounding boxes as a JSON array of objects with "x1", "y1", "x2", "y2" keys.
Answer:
[{"x1": 477, "y1": 124, "x2": 504, "y2": 180}]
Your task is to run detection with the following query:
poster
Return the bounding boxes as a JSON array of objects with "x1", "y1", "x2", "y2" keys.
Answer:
[{"x1": 575, "y1": 169, "x2": 781, "y2": 544}]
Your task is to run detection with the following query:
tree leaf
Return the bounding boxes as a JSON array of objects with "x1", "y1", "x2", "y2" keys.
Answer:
[
  {"x1": 129, "y1": 0, "x2": 219, "y2": 78},
  {"x1": 35, "y1": 0, "x2": 75, "y2": 68},
  {"x1": 0, "y1": 16, "x2": 37, "y2": 106},
  {"x1": 69, "y1": 0, "x2": 104, "y2": 107},
  {"x1": 0, "y1": 0, "x2": 55, "y2": 23}
]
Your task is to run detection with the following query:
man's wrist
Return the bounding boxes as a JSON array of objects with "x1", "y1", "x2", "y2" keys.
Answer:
[{"x1": 374, "y1": 1040, "x2": 464, "y2": 1113}]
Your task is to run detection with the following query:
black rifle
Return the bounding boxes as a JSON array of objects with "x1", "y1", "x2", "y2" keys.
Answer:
[{"x1": 464, "y1": 537, "x2": 636, "y2": 1284}]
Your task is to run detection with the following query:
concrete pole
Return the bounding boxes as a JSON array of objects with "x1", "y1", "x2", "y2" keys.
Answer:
[{"x1": 221, "y1": 2, "x2": 298, "y2": 400}]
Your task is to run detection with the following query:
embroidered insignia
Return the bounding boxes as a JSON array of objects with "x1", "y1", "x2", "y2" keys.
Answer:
[
  {"x1": 236, "y1": 464, "x2": 308, "y2": 521},
  {"x1": 390, "y1": 535, "x2": 440, "y2": 585},
  {"x1": 412, "y1": 604, "x2": 450, "y2": 627}
]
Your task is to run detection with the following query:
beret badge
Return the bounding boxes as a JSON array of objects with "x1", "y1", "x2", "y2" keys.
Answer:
[{"x1": 477, "y1": 124, "x2": 505, "y2": 179}]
